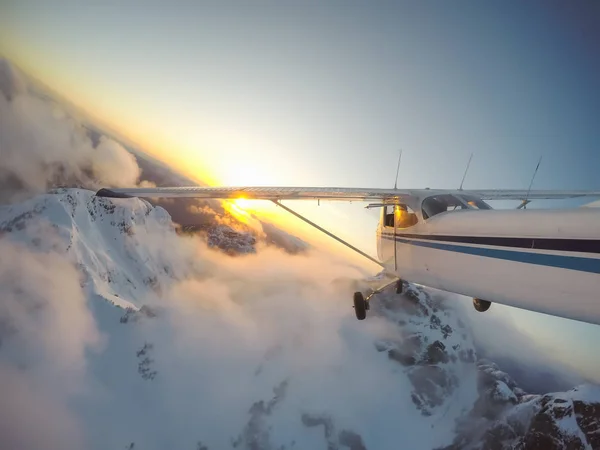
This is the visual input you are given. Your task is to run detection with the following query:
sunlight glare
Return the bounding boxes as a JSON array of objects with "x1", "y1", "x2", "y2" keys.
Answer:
[{"x1": 234, "y1": 198, "x2": 254, "y2": 210}]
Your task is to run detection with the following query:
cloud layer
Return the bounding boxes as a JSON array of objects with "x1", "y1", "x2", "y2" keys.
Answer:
[
  {"x1": 0, "y1": 58, "x2": 141, "y2": 202},
  {"x1": 0, "y1": 238, "x2": 100, "y2": 450},
  {"x1": 0, "y1": 194, "x2": 408, "y2": 449},
  {"x1": 0, "y1": 190, "x2": 592, "y2": 449}
]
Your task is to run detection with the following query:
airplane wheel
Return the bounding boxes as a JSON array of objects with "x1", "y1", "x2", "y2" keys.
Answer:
[
  {"x1": 353, "y1": 292, "x2": 367, "y2": 320},
  {"x1": 473, "y1": 298, "x2": 492, "y2": 312},
  {"x1": 396, "y1": 279, "x2": 404, "y2": 294}
]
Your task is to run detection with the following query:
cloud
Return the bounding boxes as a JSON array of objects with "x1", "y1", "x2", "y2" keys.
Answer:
[
  {"x1": 0, "y1": 238, "x2": 100, "y2": 450},
  {"x1": 121, "y1": 244, "x2": 406, "y2": 449},
  {"x1": 0, "y1": 58, "x2": 142, "y2": 203},
  {"x1": 451, "y1": 293, "x2": 585, "y2": 392},
  {"x1": 0, "y1": 365, "x2": 86, "y2": 450},
  {"x1": 2, "y1": 186, "x2": 592, "y2": 449},
  {"x1": 0, "y1": 190, "x2": 409, "y2": 449},
  {"x1": 91, "y1": 136, "x2": 141, "y2": 187},
  {"x1": 259, "y1": 219, "x2": 310, "y2": 254}
]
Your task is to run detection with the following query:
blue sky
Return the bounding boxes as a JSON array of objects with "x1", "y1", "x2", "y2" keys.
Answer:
[{"x1": 2, "y1": 1, "x2": 600, "y2": 380}]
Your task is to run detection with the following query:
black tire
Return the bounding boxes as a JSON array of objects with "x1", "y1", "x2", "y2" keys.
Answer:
[
  {"x1": 353, "y1": 292, "x2": 367, "y2": 320},
  {"x1": 473, "y1": 298, "x2": 492, "y2": 312},
  {"x1": 396, "y1": 279, "x2": 404, "y2": 294}
]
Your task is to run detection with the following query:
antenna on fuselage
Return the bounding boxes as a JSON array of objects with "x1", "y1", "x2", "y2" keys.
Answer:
[
  {"x1": 458, "y1": 153, "x2": 473, "y2": 190},
  {"x1": 520, "y1": 155, "x2": 543, "y2": 209},
  {"x1": 393, "y1": 149, "x2": 402, "y2": 190}
]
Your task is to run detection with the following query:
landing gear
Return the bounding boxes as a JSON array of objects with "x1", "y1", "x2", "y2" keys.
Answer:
[
  {"x1": 396, "y1": 279, "x2": 404, "y2": 294},
  {"x1": 352, "y1": 276, "x2": 402, "y2": 320},
  {"x1": 473, "y1": 298, "x2": 492, "y2": 312},
  {"x1": 353, "y1": 292, "x2": 368, "y2": 320}
]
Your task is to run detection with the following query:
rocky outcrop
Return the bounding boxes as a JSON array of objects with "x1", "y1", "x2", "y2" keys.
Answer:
[
  {"x1": 232, "y1": 380, "x2": 289, "y2": 450},
  {"x1": 206, "y1": 224, "x2": 256, "y2": 255},
  {"x1": 440, "y1": 363, "x2": 600, "y2": 450},
  {"x1": 180, "y1": 220, "x2": 308, "y2": 256},
  {"x1": 301, "y1": 413, "x2": 367, "y2": 450},
  {"x1": 369, "y1": 283, "x2": 475, "y2": 417},
  {"x1": 366, "y1": 280, "x2": 600, "y2": 450}
]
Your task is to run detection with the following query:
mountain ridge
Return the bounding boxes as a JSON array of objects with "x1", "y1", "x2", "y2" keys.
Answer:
[{"x1": 1, "y1": 189, "x2": 599, "y2": 449}]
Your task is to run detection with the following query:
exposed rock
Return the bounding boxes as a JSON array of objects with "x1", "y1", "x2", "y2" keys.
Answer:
[
  {"x1": 459, "y1": 348, "x2": 476, "y2": 363},
  {"x1": 362, "y1": 280, "x2": 473, "y2": 419},
  {"x1": 338, "y1": 430, "x2": 367, "y2": 450},
  {"x1": 441, "y1": 324, "x2": 453, "y2": 339},
  {"x1": 301, "y1": 413, "x2": 336, "y2": 449},
  {"x1": 207, "y1": 224, "x2": 256, "y2": 255},
  {"x1": 388, "y1": 348, "x2": 417, "y2": 366},
  {"x1": 233, "y1": 380, "x2": 289, "y2": 450},
  {"x1": 136, "y1": 342, "x2": 157, "y2": 381},
  {"x1": 120, "y1": 305, "x2": 160, "y2": 324},
  {"x1": 440, "y1": 366, "x2": 600, "y2": 450},
  {"x1": 426, "y1": 340, "x2": 449, "y2": 364},
  {"x1": 0, "y1": 203, "x2": 46, "y2": 232},
  {"x1": 301, "y1": 413, "x2": 368, "y2": 450},
  {"x1": 179, "y1": 219, "x2": 308, "y2": 256},
  {"x1": 409, "y1": 365, "x2": 458, "y2": 415}
]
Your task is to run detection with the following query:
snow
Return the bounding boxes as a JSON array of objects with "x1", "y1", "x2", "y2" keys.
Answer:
[
  {"x1": 557, "y1": 384, "x2": 600, "y2": 403},
  {"x1": 0, "y1": 189, "x2": 597, "y2": 450},
  {"x1": 494, "y1": 380, "x2": 518, "y2": 403},
  {"x1": 554, "y1": 399, "x2": 594, "y2": 450}
]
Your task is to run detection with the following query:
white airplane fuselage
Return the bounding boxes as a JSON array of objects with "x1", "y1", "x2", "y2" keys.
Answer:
[{"x1": 377, "y1": 207, "x2": 600, "y2": 324}]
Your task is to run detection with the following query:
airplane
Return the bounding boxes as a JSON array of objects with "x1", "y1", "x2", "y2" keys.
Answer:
[{"x1": 96, "y1": 186, "x2": 600, "y2": 326}]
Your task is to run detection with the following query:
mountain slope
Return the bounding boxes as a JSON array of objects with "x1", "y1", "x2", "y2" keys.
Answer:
[
  {"x1": 0, "y1": 189, "x2": 598, "y2": 450},
  {"x1": 441, "y1": 364, "x2": 600, "y2": 450}
]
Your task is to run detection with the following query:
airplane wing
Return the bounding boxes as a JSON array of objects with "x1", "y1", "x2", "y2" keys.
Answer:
[
  {"x1": 95, "y1": 186, "x2": 417, "y2": 201},
  {"x1": 96, "y1": 186, "x2": 600, "y2": 201},
  {"x1": 460, "y1": 189, "x2": 600, "y2": 200}
]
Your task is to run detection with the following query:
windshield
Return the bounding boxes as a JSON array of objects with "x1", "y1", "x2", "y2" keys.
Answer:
[
  {"x1": 422, "y1": 194, "x2": 491, "y2": 219},
  {"x1": 459, "y1": 195, "x2": 492, "y2": 210}
]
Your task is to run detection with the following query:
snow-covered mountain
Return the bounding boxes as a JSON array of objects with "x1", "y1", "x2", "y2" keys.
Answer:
[
  {"x1": 1, "y1": 189, "x2": 598, "y2": 450},
  {"x1": 441, "y1": 361, "x2": 600, "y2": 450}
]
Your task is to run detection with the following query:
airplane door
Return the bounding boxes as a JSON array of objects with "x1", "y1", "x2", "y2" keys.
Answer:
[
  {"x1": 393, "y1": 205, "x2": 398, "y2": 271},
  {"x1": 381, "y1": 204, "x2": 420, "y2": 273},
  {"x1": 390, "y1": 204, "x2": 420, "y2": 278},
  {"x1": 380, "y1": 206, "x2": 396, "y2": 267}
]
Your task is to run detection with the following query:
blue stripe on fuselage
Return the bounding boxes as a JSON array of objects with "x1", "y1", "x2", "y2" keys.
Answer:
[{"x1": 381, "y1": 235, "x2": 600, "y2": 274}]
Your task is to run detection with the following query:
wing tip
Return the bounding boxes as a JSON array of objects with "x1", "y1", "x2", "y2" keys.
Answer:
[{"x1": 95, "y1": 188, "x2": 134, "y2": 198}]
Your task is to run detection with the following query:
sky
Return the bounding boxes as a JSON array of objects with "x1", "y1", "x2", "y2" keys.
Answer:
[{"x1": 1, "y1": 1, "x2": 600, "y2": 379}]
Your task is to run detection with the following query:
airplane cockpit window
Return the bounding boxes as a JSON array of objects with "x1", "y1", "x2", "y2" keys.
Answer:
[
  {"x1": 459, "y1": 195, "x2": 492, "y2": 210},
  {"x1": 422, "y1": 195, "x2": 468, "y2": 219},
  {"x1": 384, "y1": 207, "x2": 395, "y2": 227},
  {"x1": 422, "y1": 194, "x2": 492, "y2": 219},
  {"x1": 384, "y1": 204, "x2": 418, "y2": 229}
]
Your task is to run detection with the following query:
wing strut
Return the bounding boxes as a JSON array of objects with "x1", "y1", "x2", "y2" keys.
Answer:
[
  {"x1": 272, "y1": 200, "x2": 384, "y2": 268},
  {"x1": 393, "y1": 205, "x2": 398, "y2": 271}
]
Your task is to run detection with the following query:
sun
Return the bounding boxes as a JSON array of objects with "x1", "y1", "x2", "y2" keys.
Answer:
[
  {"x1": 233, "y1": 198, "x2": 254, "y2": 210},
  {"x1": 221, "y1": 198, "x2": 258, "y2": 225}
]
